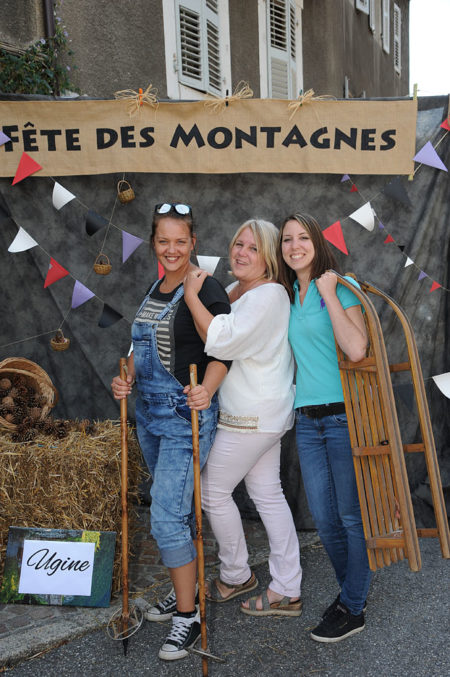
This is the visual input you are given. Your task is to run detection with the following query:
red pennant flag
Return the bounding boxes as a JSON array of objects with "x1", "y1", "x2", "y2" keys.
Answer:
[
  {"x1": 323, "y1": 221, "x2": 348, "y2": 255},
  {"x1": 158, "y1": 262, "x2": 165, "y2": 279},
  {"x1": 384, "y1": 234, "x2": 395, "y2": 244},
  {"x1": 44, "y1": 258, "x2": 69, "y2": 288},
  {"x1": 429, "y1": 281, "x2": 441, "y2": 292},
  {"x1": 350, "y1": 184, "x2": 358, "y2": 193},
  {"x1": 440, "y1": 118, "x2": 450, "y2": 131},
  {"x1": 12, "y1": 152, "x2": 43, "y2": 185}
]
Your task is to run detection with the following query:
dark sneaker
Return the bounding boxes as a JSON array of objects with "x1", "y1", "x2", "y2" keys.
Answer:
[
  {"x1": 145, "y1": 586, "x2": 199, "y2": 622},
  {"x1": 158, "y1": 611, "x2": 201, "y2": 661},
  {"x1": 322, "y1": 594, "x2": 367, "y2": 619},
  {"x1": 145, "y1": 587, "x2": 177, "y2": 622},
  {"x1": 311, "y1": 602, "x2": 365, "y2": 643}
]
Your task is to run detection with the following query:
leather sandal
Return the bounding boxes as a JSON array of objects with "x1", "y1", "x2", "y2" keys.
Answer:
[
  {"x1": 241, "y1": 590, "x2": 303, "y2": 617},
  {"x1": 206, "y1": 571, "x2": 258, "y2": 603}
]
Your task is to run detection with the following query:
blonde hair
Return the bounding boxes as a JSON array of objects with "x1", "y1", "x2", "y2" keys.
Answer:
[{"x1": 229, "y1": 219, "x2": 279, "y2": 280}]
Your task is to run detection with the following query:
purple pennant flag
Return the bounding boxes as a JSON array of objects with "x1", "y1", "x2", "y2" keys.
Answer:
[
  {"x1": 122, "y1": 230, "x2": 144, "y2": 263},
  {"x1": 340, "y1": 174, "x2": 350, "y2": 182},
  {"x1": 418, "y1": 271, "x2": 427, "y2": 281},
  {"x1": 413, "y1": 141, "x2": 448, "y2": 172},
  {"x1": 71, "y1": 280, "x2": 95, "y2": 309},
  {"x1": 0, "y1": 130, "x2": 11, "y2": 146},
  {"x1": 378, "y1": 221, "x2": 385, "y2": 229}
]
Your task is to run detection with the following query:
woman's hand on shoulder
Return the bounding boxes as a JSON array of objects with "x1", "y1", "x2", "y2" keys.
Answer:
[
  {"x1": 315, "y1": 270, "x2": 338, "y2": 299},
  {"x1": 183, "y1": 268, "x2": 209, "y2": 299},
  {"x1": 183, "y1": 383, "x2": 211, "y2": 410}
]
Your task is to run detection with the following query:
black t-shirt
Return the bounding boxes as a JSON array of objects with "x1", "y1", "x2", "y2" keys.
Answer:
[{"x1": 136, "y1": 276, "x2": 231, "y2": 386}]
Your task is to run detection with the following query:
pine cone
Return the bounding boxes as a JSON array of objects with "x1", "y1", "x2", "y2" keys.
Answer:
[
  {"x1": 0, "y1": 378, "x2": 12, "y2": 390},
  {"x1": 2, "y1": 396, "x2": 14, "y2": 409}
]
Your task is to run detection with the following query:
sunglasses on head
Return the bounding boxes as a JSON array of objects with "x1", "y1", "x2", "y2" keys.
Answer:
[{"x1": 155, "y1": 203, "x2": 192, "y2": 216}]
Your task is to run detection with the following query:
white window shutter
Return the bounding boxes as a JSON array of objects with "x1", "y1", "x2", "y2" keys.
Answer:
[
  {"x1": 369, "y1": 0, "x2": 375, "y2": 32},
  {"x1": 393, "y1": 3, "x2": 401, "y2": 74},
  {"x1": 355, "y1": 0, "x2": 370, "y2": 15},
  {"x1": 176, "y1": 0, "x2": 222, "y2": 95},
  {"x1": 382, "y1": 0, "x2": 390, "y2": 53},
  {"x1": 268, "y1": 0, "x2": 297, "y2": 99}
]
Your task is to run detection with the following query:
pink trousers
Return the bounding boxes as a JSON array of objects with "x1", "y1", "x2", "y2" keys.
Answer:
[{"x1": 201, "y1": 429, "x2": 302, "y2": 598}]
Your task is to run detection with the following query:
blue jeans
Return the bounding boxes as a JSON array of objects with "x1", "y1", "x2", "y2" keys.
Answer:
[
  {"x1": 296, "y1": 411, "x2": 372, "y2": 614},
  {"x1": 132, "y1": 282, "x2": 218, "y2": 569}
]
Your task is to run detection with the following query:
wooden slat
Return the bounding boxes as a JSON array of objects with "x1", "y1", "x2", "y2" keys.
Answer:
[
  {"x1": 389, "y1": 362, "x2": 411, "y2": 372},
  {"x1": 417, "y1": 528, "x2": 439, "y2": 538},
  {"x1": 403, "y1": 443, "x2": 425, "y2": 453},
  {"x1": 367, "y1": 535, "x2": 406, "y2": 549},
  {"x1": 353, "y1": 444, "x2": 391, "y2": 456}
]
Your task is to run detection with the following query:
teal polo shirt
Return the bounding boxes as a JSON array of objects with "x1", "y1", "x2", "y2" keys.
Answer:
[{"x1": 288, "y1": 276, "x2": 362, "y2": 408}]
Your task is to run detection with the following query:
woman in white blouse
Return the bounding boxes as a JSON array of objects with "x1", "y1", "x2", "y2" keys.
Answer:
[{"x1": 183, "y1": 219, "x2": 302, "y2": 617}]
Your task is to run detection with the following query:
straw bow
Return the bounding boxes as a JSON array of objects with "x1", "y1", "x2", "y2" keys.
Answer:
[
  {"x1": 205, "y1": 81, "x2": 253, "y2": 114},
  {"x1": 114, "y1": 84, "x2": 159, "y2": 117},
  {"x1": 287, "y1": 89, "x2": 335, "y2": 120}
]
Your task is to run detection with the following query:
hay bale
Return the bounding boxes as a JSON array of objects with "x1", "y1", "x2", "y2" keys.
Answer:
[{"x1": 0, "y1": 420, "x2": 145, "y2": 594}]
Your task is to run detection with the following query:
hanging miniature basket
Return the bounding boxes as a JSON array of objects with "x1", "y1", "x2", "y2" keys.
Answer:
[
  {"x1": 50, "y1": 329, "x2": 71, "y2": 352},
  {"x1": 94, "y1": 253, "x2": 112, "y2": 275},
  {"x1": 117, "y1": 180, "x2": 135, "y2": 204}
]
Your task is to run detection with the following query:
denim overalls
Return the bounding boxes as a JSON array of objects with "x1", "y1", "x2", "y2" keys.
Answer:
[{"x1": 133, "y1": 281, "x2": 219, "y2": 568}]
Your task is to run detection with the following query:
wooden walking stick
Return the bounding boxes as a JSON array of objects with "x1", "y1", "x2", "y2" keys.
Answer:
[
  {"x1": 107, "y1": 358, "x2": 143, "y2": 654},
  {"x1": 188, "y1": 364, "x2": 225, "y2": 673}
]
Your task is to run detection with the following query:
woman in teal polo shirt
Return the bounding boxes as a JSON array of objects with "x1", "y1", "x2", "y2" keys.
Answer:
[{"x1": 277, "y1": 213, "x2": 372, "y2": 644}]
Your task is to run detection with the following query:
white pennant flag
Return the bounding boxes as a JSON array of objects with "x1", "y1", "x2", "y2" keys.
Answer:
[
  {"x1": 197, "y1": 255, "x2": 221, "y2": 275},
  {"x1": 348, "y1": 202, "x2": 375, "y2": 232},
  {"x1": 404, "y1": 257, "x2": 413, "y2": 267},
  {"x1": 52, "y1": 182, "x2": 76, "y2": 210},
  {"x1": 432, "y1": 372, "x2": 450, "y2": 399},
  {"x1": 8, "y1": 226, "x2": 38, "y2": 252}
]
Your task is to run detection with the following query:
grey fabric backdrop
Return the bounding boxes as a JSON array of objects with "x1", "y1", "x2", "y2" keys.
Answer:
[{"x1": 0, "y1": 95, "x2": 448, "y2": 529}]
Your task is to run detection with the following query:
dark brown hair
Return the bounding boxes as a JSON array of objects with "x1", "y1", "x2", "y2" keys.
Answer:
[
  {"x1": 277, "y1": 213, "x2": 340, "y2": 303},
  {"x1": 150, "y1": 207, "x2": 195, "y2": 243}
]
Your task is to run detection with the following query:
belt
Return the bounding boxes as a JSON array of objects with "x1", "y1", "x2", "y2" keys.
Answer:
[{"x1": 298, "y1": 402, "x2": 346, "y2": 419}]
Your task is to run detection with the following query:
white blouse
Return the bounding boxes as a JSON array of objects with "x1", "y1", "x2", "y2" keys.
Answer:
[{"x1": 205, "y1": 282, "x2": 295, "y2": 434}]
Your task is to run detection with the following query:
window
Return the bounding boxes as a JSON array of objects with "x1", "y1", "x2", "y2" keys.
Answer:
[
  {"x1": 382, "y1": 0, "x2": 390, "y2": 53},
  {"x1": 267, "y1": 0, "x2": 299, "y2": 99},
  {"x1": 355, "y1": 0, "x2": 370, "y2": 15},
  {"x1": 393, "y1": 3, "x2": 401, "y2": 74},
  {"x1": 176, "y1": 0, "x2": 222, "y2": 94}
]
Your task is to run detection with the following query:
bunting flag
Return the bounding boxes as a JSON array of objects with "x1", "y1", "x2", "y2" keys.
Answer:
[
  {"x1": 12, "y1": 152, "x2": 43, "y2": 185},
  {"x1": 413, "y1": 141, "x2": 448, "y2": 172},
  {"x1": 382, "y1": 177, "x2": 412, "y2": 207},
  {"x1": 432, "y1": 372, "x2": 450, "y2": 399},
  {"x1": 8, "y1": 225, "x2": 39, "y2": 252},
  {"x1": 340, "y1": 174, "x2": 350, "y2": 182},
  {"x1": 122, "y1": 231, "x2": 144, "y2": 263},
  {"x1": 384, "y1": 234, "x2": 394, "y2": 244},
  {"x1": 429, "y1": 281, "x2": 441, "y2": 292},
  {"x1": 71, "y1": 280, "x2": 95, "y2": 309},
  {"x1": 404, "y1": 257, "x2": 414, "y2": 267},
  {"x1": 350, "y1": 184, "x2": 358, "y2": 193},
  {"x1": 440, "y1": 118, "x2": 450, "y2": 131},
  {"x1": 323, "y1": 221, "x2": 348, "y2": 255},
  {"x1": 378, "y1": 221, "x2": 385, "y2": 229},
  {"x1": 417, "y1": 271, "x2": 427, "y2": 281},
  {"x1": 197, "y1": 255, "x2": 221, "y2": 275},
  {"x1": 0, "y1": 130, "x2": 11, "y2": 146},
  {"x1": 398, "y1": 245, "x2": 405, "y2": 252},
  {"x1": 158, "y1": 262, "x2": 165, "y2": 279},
  {"x1": 98, "y1": 303, "x2": 123, "y2": 328},
  {"x1": 52, "y1": 182, "x2": 76, "y2": 210},
  {"x1": 86, "y1": 209, "x2": 109, "y2": 236},
  {"x1": 348, "y1": 202, "x2": 375, "y2": 232},
  {"x1": 44, "y1": 258, "x2": 69, "y2": 288},
  {"x1": 0, "y1": 195, "x2": 11, "y2": 222}
]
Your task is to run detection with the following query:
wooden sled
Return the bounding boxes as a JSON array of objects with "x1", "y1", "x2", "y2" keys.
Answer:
[{"x1": 335, "y1": 273, "x2": 450, "y2": 572}]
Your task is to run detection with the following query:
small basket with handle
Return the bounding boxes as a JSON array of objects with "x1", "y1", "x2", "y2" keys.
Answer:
[
  {"x1": 117, "y1": 180, "x2": 135, "y2": 204},
  {"x1": 94, "y1": 253, "x2": 112, "y2": 275}
]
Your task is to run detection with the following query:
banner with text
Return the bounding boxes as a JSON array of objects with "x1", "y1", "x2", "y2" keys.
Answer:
[{"x1": 0, "y1": 98, "x2": 417, "y2": 176}]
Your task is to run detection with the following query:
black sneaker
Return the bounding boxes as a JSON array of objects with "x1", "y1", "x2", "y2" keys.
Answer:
[
  {"x1": 311, "y1": 602, "x2": 365, "y2": 643},
  {"x1": 158, "y1": 611, "x2": 201, "y2": 661},
  {"x1": 322, "y1": 594, "x2": 367, "y2": 620},
  {"x1": 145, "y1": 586, "x2": 199, "y2": 622}
]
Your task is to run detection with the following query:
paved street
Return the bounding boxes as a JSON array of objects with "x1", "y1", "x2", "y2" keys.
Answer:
[{"x1": 1, "y1": 520, "x2": 448, "y2": 677}]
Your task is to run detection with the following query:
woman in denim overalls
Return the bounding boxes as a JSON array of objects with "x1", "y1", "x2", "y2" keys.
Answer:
[{"x1": 112, "y1": 203, "x2": 230, "y2": 661}]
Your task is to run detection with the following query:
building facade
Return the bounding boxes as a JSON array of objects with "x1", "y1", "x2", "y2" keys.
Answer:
[{"x1": 1, "y1": 0, "x2": 410, "y2": 99}]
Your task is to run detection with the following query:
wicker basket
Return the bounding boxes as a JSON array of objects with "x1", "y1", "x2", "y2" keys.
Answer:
[
  {"x1": 117, "y1": 180, "x2": 135, "y2": 204},
  {"x1": 93, "y1": 253, "x2": 112, "y2": 275},
  {"x1": 0, "y1": 358, "x2": 58, "y2": 431}
]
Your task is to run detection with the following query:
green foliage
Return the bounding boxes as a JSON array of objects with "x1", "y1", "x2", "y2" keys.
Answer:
[{"x1": 0, "y1": 7, "x2": 78, "y2": 96}]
